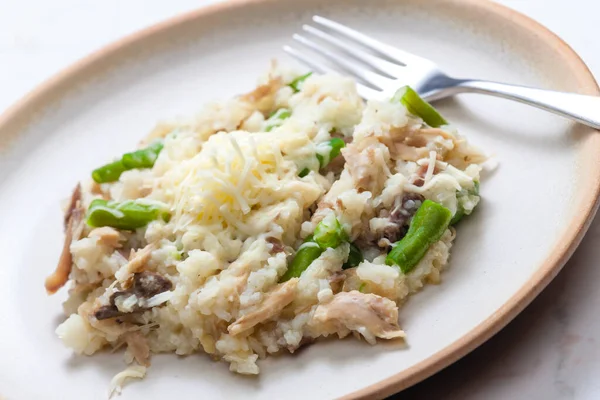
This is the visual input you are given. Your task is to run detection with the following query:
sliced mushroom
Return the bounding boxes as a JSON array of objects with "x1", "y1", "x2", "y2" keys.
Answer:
[
  {"x1": 63, "y1": 183, "x2": 82, "y2": 229},
  {"x1": 357, "y1": 192, "x2": 424, "y2": 249},
  {"x1": 45, "y1": 183, "x2": 85, "y2": 294},
  {"x1": 94, "y1": 271, "x2": 172, "y2": 321},
  {"x1": 379, "y1": 193, "x2": 424, "y2": 244},
  {"x1": 94, "y1": 304, "x2": 126, "y2": 320},
  {"x1": 132, "y1": 271, "x2": 173, "y2": 299}
]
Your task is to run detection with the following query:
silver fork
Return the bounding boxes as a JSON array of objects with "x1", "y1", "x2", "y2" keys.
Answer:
[{"x1": 284, "y1": 16, "x2": 600, "y2": 130}]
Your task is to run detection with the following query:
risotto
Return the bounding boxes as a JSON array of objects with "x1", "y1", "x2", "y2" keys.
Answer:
[{"x1": 45, "y1": 62, "x2": 486, "y2": 390}]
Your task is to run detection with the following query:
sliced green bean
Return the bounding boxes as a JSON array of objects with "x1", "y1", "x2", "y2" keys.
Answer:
[
  {"x1": 299, "y1": 138, "x2": 346, "y2": 177},
  {"x1": 265, "y1": 108, "x2": 291, "y2": 132},
  {"x1": 281, "y1": 215, "x2": 348, "y2": 281},
  {"x1": 313, "y1": 213, "x2": 346, "y2": 249},
  {"x1": 343, "y1": 242, "x2": 364, "y2": 269},
  {"x1": 92, "y1": 140, "x2": 164, "y2": 183},
  {"x1": 122, "y1": 141, "x2": 164, "y2": 169},
  {"x1": 316, "y1": 138, "x2": 346, "y2": 168},
  {"x1": 86, "y1": 199, "x2": 170, "y2": 230},
  {"x1": 392, "y1": 86, "x2": 448, "y2": 128},
  {"x1": 289, "y1": 72, "x2": 313, "y2": 93},
  {"x1": 450, "y1": 180, "x2": 480, "y2": 225},
  {"x1": 298, "y1": 168, "x2": 311, "y2": 178},
  {"x1": 280, "y1": 238, "x2": 323, "y2": 282},
  {"x1": 92, "y1": 160, "x2": 127, "y2": 184},
  {"x1": 386, "y1": 200, "x2": 452, "y2": 273}
]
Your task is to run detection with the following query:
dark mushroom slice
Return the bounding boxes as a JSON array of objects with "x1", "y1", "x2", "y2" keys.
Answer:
[
  {"x1": 93, "y1": 272, "x2": 173, "y2": 320},
  {"x1": 45, "y1": 183, "x2": 85, "y2": 294}
]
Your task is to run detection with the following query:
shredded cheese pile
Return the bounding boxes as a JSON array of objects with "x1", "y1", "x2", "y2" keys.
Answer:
[{"x1": 160, "y1": 130, "x2": 306, "y2": 236}]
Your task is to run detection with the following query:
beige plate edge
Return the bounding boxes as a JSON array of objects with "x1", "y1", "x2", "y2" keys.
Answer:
[{"x1": 0, "y1": 0, "x2": 599, "y2": 399}]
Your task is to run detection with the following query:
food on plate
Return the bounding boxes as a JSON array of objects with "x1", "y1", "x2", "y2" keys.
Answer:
[{"x1": 46, "y1": 62, "x2": 486, "y2": 386}]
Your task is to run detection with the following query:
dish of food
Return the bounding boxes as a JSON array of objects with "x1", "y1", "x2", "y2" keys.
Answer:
[
  {"x1": 45, "y1": 64, "x2": 485, "y2": 392},
  {"x1": 1, "y1": 1, "x2": 599, "y2": 399}
]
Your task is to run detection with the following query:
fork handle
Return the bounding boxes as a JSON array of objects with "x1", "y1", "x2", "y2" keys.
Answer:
[{"x1": 445, "y1": 79, "x2": 600, "y2": 130}]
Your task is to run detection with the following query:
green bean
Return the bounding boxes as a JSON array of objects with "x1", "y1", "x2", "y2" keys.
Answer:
[
  {"x1": 313, "y1": 213, "x2": 347, "y2": 249},
  {"x1": 281, "y1": 215, "x2": 348, "y2": 281},
  {"x1": 92, "y1": 160, "x2": 127, "y2": 184},
  {"x1": 386, "y1": 200, "x2": 452, "y2": 273},
  {"x1": 265, "y1": 108, "x2": 291, "y2": 132},
  {"x1": 289, "y1": 72, "x2": 313, "y2": 93},
  {"x1": 316, "y1": 138, "x2": 346, "y2": 168},
  {"x1": 343, "y1": 242, "x2": 364, "y2": 269},
  {"x1": 299, "y1": 138, "x2": 346, "y2": 177},
  {"x1": 86, "y1": 199, "x2": 170, "y2": 230},
  {"x1": 391, "y1": 86, "x2": 448, "y2": 128},
  {"x1": 122, "y1": 141, "x2": 164, "y2": 169},
  {"x1": 91, "y1": 140, "x2": 164, "y2": 183},
  {"x1": 449, "y1": 204, "x2": 465, "y2": 226},
  {"x1": 298, "y1": 168, "x2": 311, "y2": 178},
  {"x1": 280, "y1": 237, "x2": 323, "y2": 282},
  {"x1": 450, "y1": 180, "x2": 480, "y2": 225}
]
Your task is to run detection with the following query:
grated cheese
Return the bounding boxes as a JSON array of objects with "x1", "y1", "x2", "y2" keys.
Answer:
[
  {"x1": 158, "y1": 130, "x2": 319, "y2": 240},
  {"x1": 108, "y1": 365, "x2": 147, "y2": 398},
  {"x1": 424, "y1": 150, "x2": 437, "y2": 184}
]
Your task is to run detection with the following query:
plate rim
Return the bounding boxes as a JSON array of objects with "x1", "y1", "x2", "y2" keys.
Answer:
[{"x1": 0, "y1": 0, "x2": 598, "y2": 398}]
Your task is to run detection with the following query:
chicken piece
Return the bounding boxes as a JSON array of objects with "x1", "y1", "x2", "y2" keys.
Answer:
[
  {"x1": 129, "y1": 245, "x2": 154, "y2": 272},
  {"x1": 228, "y1": 278, "x2": 298, "y2": 336},
  {"x1": 45, "y1": 183, "x2": 85, "y2": 294},
  {"x1": 89, "y1": 227, "x2": 122, "y2": 248},
  {"x1": 240, "y1": 76, "x2": 283, "y2": 115},
  {"x1": 394, "y1": 143, "x2": 430, "y2": 162},
  {"x1": 340, "y1": 268, "x2": 362, "y2": 292},
  {"x1": 342, "y1": 138, "x2": 391, "y2": 194},
  {"x1": 115, "y1": 243, "x2": 155, "y2": 285},
  {"x1": 123, "y1": 331, "x2": 151, "y2": 367},
  {"x1": 90, "y1": 180, "x2": 111, "y2": 200},
  {"x1": 328, "y1": 270, "x2": 347, "y2": 294},
  {"x1": 418, "y1": 127, "x2": 457, "y2": 141},
  {"x1": 309, "y1": 290, "x2": 405, "y2": 344},
  {"x1": 310, "y1": 170, "x2": 355, "y2": 226}
]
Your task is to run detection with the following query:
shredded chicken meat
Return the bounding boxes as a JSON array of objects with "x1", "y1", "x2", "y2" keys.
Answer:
[
  {"x1": 123, "y1": 331, "x2": 151, "y2": 367},
  {"x1": 228, "y1": 278, "x2": 298, "y2": 336},
  {"x1": 115, "y1": 243, "x2": 156, "y2": 286},
  {"x1": 310, "y1": 291, "x2": 405, "y2": 344},
  {"x1": 89, "y1": 227, "x2": 122, "y2": 248},
  {"x1": 342, "y1": 137, "x2": 391, "y2": 194},
  {"x1": 240, "y1": 76, "x2": 283, "y2": 114}
]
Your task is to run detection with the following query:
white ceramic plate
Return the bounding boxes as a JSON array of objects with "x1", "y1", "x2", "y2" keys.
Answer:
[{"x1": 1, "y1": 0, "x2": 599, "y2": 399}]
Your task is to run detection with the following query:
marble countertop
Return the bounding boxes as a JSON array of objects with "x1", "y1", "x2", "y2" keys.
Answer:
[{"x1": 1, "y1": 1, "x2": 598, "y2": 398}]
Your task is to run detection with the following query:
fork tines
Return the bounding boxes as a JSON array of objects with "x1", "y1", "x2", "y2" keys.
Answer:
[{"x1": 284, "y1": 16, "x2": 430, "y2": 99}]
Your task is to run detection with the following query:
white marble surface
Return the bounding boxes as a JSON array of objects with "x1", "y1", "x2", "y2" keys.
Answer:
[{"x1": 1, "y1": 0, "x2": 599, "y2": 399}]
